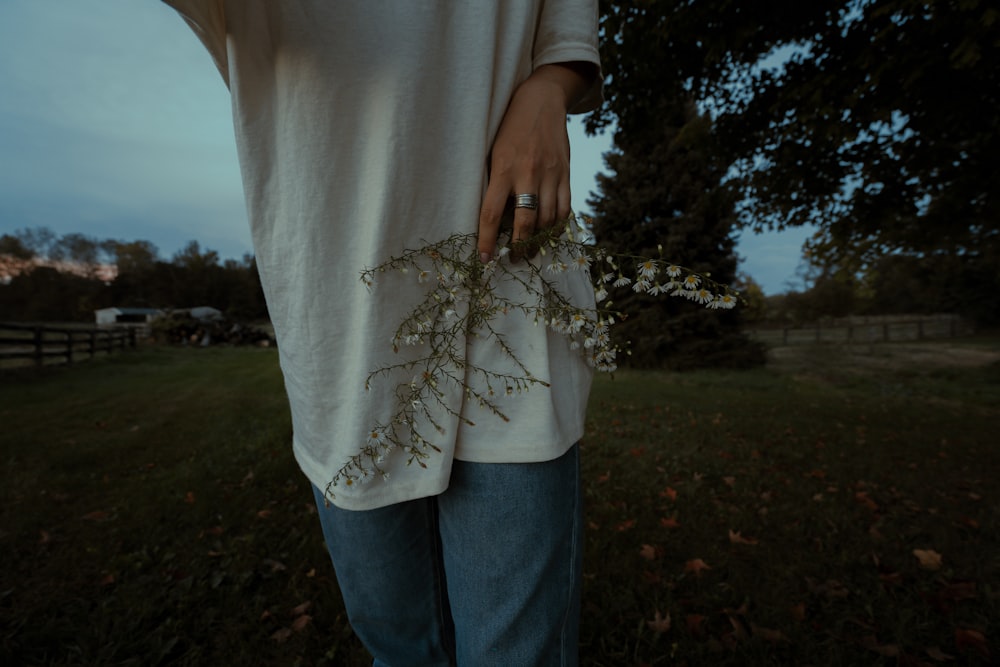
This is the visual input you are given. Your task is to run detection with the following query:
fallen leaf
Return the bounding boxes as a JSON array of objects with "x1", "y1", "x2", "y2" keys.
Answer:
[
  {"x1": 82, "y1": 510, "x2": 109, "y2": 521},
  {"x1": 855, "y1": 491, "x2": 879, "y2": 512},
  {"x1": 184, "y1": 491, "x2": 196, "y2": 504},
  {"x1": 638, "y1": 544, "x2": 657, "y2": 561},
  {"x1": 660, "y1": 516, "x2": 680, "y2": 529},
  {"x1": 99, "y1": 574, "x2": 116, "y2": 587},
  {"x1": 684, "y1": 558, "x2": 711, "y2": 576},
  {"x1": 685, "y1": 614, "x2": 706, "y2": 637},
  {"x1": 271, "y1": 628, "x2": 293, "y2": 643},
  {"x1": 257, "y1": 509, "x2": 273, "y2": 519},
  {"x1": 260, "y1": 610, "x2": 272, "y2": 621},
  {"x1": 954, "y1": 628, "x2": 990, "y2": 659},
  {"x1": 290, "y1": 600, "x2": 312, "y2": 617},
  {"x1": 728, "y1": 530, "x2": 758, "y2": 546},
  {"x1": 262, "y1": 559, "x2": 287, "y2": 573},
  {"x1": 647, "y1": 610, "x2": 671, "y2": 634},
  {"x1": 722, "y1": 476, "x2": 736, "y2": 487},
  {"x1": 660, "y1": 487, "x2": 678, "y2": 501},
  {"x1": 615, "y1": 519, "x2": 636, "y2": 532},
  {"x1": 596, "y1": 471, "x2": 610, "y2": 483},
  {"x1": 305, "y1": 568, "x2": 316, "y2": 578},
  {"x1": 913, "y1": 549, "x2": 943, "y2": 571},
  {"x1": 924, "y1": 646, "x2": 954, "y2": 662},
  {"x1": 291, "y1": 614, "x2": 312, "y2": 632}
]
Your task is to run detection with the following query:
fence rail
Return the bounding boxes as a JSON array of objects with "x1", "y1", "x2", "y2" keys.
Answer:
[
  {"x1": 746, "y1": 314, "x2": 972, "y2": 347},
  {"x1": 0, "y1": 322, "x2": 137, "y2": 369}
]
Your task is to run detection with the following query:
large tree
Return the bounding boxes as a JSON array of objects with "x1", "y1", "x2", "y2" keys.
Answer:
[{"x1": 590, "y1": 0, "x2": 1000, "y2": 271}]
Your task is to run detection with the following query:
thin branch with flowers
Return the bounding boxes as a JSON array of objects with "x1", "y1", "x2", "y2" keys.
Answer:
[{"x1": 323, "y1": 214, "x2": 739, "y2": 498}]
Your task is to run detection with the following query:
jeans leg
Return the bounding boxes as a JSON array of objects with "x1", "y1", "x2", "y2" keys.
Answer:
[
  {"x1": 311, "y1": 486, "x2": 455, "y2": 667},
  {"x1": 436, "y1": 445, "x2": 583, "y2": 667}
]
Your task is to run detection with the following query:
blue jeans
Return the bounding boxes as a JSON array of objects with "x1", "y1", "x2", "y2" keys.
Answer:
[{"x1": 311, "y1": 444, "x2": 582, "y2": 667}]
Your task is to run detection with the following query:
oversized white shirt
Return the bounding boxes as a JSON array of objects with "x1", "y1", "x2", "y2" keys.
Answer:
[{"x1": 164, "y1": 0, "x2": 602, "y2": 509}]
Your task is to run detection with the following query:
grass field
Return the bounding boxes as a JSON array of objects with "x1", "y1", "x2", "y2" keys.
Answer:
[{"x1": 1, "y1": 339, "x2": 997, "y2": 666}]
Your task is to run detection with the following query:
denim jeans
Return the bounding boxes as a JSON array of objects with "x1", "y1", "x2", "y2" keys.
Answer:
[{"x1": 311, "y1": 444, "x2": 582, "y2": 667}]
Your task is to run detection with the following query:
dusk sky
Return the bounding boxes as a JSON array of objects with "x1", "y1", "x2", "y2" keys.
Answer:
[{"x1": 0, "y1": 0, "x2": 813, "y2": 294}]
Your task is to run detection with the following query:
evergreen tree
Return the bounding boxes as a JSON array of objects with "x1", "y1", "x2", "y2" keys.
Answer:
[{"x1": 589, "y1": 100, "x2": 763, "y2": 369}]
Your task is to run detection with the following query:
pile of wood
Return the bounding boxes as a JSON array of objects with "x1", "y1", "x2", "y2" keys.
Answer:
[{"x1": 150, "y1": 311, "x2": 275, "y2": 348}]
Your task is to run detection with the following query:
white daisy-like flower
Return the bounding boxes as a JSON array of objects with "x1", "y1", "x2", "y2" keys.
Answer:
[
  {"x1": 601, "y1": 272, "x2": 616, "y2": 284},
  {"x1": 637, "y1": 260, "x2": 658, "y2": 280},
  {"x1": 683, "y1": 274, "x2": 701, "y2": 289},
  {"x1": 666, "y1": 265, "x2": 683, "y2": 278},
  {"x1": 572, "y1": 253, "x2": 592, "y2": 271},
  {"x1": 613, "y1": 275, "x2": 632, "y2": 287},
  {"x1": 367, "y1": 428, "x2": 386, "y2": 446},
  {"x1": 711, "y1": 294, "x2": 737, "y2": 309},
  {"x1": 594, "y1": 286, "x2": 608, "y2": 302},
  {"x1": 547, "y1": 261, "x2": 567, "y2": 274},
  {"x1": 647, "y1": 283, "x2": 666, "y2": 296},
  {"x1": 695, "y1": 289, "x2": 713, "y2": 304},
  {"x1": 633, "y1": 279, "x2": 651, "y2": 293}
]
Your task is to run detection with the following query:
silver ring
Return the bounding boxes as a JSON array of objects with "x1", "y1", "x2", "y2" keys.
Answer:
[{"x1": 513, "y1": 193, "x2": 539, "y2": 210}]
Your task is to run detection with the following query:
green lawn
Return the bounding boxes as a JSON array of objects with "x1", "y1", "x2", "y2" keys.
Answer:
[{"x1": 1, "y1": 341, "x2": 997, "y2": 666}]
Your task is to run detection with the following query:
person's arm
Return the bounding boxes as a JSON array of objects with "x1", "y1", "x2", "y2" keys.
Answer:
[{"x1": 477, "y1": 61, "x2": 599, "y2": 263}]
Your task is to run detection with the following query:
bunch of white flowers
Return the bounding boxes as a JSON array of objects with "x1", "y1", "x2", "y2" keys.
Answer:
[{"x1": 325, "y1": 215, "x2": 738, "y2": 495}]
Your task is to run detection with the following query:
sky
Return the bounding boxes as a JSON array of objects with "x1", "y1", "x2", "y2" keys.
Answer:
[{"x1": 0, "y1": 0, "x2": 812, "y2": 294}]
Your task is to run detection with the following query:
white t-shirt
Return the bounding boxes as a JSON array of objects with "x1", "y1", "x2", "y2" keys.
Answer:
[{"x1": 164, "y1": 0, "x2": 602, "y2": 510}]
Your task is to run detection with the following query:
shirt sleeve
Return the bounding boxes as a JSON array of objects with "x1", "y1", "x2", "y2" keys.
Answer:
[
  {"x1": 532, "y1": 0, "x2": 604, "y2": 114},
  {"x1": 162, "y1": 0, "x2": 230, "y2": 86}
]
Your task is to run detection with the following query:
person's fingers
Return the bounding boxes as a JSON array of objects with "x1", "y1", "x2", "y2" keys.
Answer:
[
  {"x1": 556, "y1": 175, "x2": 572, "y2": 223},
  {"x1": 509, "y1": 196, "x2": 539, "y2": 261},
  {"x1": 477, "y1": 177, "x2": 511, "y2": 263}
]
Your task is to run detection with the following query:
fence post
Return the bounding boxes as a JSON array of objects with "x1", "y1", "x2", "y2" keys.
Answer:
[
  {"x1": 65, "y1": 331, "x2": 73, "y2": 366},
  {"x1": 33, "y1": 327, "x2": 43, "y2": 367},
  {"x1": 128, "y1": 328, "x2": 137, "y2": 349},
  {"x1": 89, "y1": 330, "x2": 96, "y2": 359}
]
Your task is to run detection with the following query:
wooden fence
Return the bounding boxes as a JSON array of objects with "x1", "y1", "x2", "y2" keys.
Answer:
[
  {"x1": 746, "y1": 314, "x2": 971, "y2": 347},
  {"x1": 0, "y1": 322, "x2": 137, "y2": 369}
]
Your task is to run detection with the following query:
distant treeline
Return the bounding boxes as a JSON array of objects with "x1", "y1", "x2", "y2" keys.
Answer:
[{"x1": 0, "y1": 228, "x2": 267, "y2": 323}]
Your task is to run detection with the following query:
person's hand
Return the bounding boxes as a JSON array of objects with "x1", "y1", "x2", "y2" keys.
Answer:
[{"x1": 477, "y1": 63, "x2": 594, "y2": 263}]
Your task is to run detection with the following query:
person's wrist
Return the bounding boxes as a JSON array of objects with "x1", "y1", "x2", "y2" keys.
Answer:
[{"x1": 530, "y1": 62, "x2": 595, "y2": 110}]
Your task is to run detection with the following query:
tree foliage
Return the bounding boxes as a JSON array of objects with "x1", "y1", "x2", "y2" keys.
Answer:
[
  {"x1": 0, "y1": 228, "x2": 267, "y2": 323},
  {"x1": 589, "y1": 0, "x2": 1000, "y2": 270}
]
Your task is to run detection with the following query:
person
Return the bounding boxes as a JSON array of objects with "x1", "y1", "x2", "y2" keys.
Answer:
[{"x1": 163, "y1": 2, "x2": 602, "y2": 664}]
